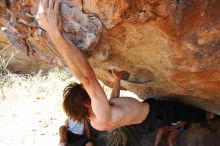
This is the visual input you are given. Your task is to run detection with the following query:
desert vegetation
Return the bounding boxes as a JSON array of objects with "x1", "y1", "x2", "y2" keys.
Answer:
[
  {"x1": 0, "y1": 66, "x2": 72, "y2": 145},
  {"x1": 0, "y1": 46, "x2": 74, "y2": 145}
]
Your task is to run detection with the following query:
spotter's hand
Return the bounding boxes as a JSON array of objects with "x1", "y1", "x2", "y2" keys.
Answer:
[{"x1": 36, "y1": 0, "x2": 62, "y2": 37}]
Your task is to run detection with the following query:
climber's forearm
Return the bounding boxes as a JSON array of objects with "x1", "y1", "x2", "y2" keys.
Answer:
[
  {"x1": 110, "y1": 78, "x2": 121, "y2": 100},
  {"x1": 50, "y1": 33, "x2": 95, "y2": 83}
]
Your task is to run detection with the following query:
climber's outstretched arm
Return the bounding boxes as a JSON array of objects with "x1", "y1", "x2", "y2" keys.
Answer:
[{"x1": 36, "y1": 0, "x2": 110, "y2": 122}]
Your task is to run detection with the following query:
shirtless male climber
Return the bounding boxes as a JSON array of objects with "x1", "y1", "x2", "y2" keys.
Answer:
[{"x1": 36, "y1": 0, "x2": 210, "y2": 133}]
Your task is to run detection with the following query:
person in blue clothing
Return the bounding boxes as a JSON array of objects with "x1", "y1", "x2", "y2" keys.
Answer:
[
  {"x1": 154, "y1": 121, "x2": 187, "y2": 146},
  {"x1": 59, "y1": 118, "x2": 93, "y2": 146}
]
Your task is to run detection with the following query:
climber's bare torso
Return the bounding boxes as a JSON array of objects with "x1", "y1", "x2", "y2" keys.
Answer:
[{"x1": 90, "y1": 97, "x2": 149, "y2": 131}]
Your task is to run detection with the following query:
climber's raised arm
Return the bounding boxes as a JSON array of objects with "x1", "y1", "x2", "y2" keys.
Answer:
[{"x1": 36, "y1": 0, "x2": 113, "y2": 122}]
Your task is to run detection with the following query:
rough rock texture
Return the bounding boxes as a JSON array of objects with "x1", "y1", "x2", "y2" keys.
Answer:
[
  {"x1": 0, "y1": 0, "x2": 220, "y2": 114},
  {"x1": 0, "y1": 31, "x2": 55, "y2": 73},
  {"x1": 1, "y1": 0, "x2": 103, "y2": 67}
]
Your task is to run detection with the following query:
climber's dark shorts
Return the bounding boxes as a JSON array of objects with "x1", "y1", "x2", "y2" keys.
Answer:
[
  {"x1": 128, "y1": 98, "x2": 207, "y2": 135},
  {"x1": 143, "y1": 99, "x2": 206, "y2": 130},
  {"x1": 67, "y1": 130, "x2": 89, "y2": 146}
]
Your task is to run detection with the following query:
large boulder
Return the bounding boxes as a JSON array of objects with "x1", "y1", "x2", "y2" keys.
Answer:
[{"x1": 0, "y1": 0, "x2": 219, "y2": 114}]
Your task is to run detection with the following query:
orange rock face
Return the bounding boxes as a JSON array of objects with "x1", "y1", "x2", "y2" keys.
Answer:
[{"x1": 0, "y1": 0, "x2": 219, "y2": 113}]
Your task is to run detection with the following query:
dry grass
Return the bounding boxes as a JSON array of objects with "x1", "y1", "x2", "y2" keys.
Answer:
[
  {"x1": 0, "y1": 68, "x2": 73, "y2": 101},
  {"x1": 0, "y1": 67, "x2": 74, "y2": 146},
  {"x1": 0, "y1": 44, "x2": 15, "y2": 74}
]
